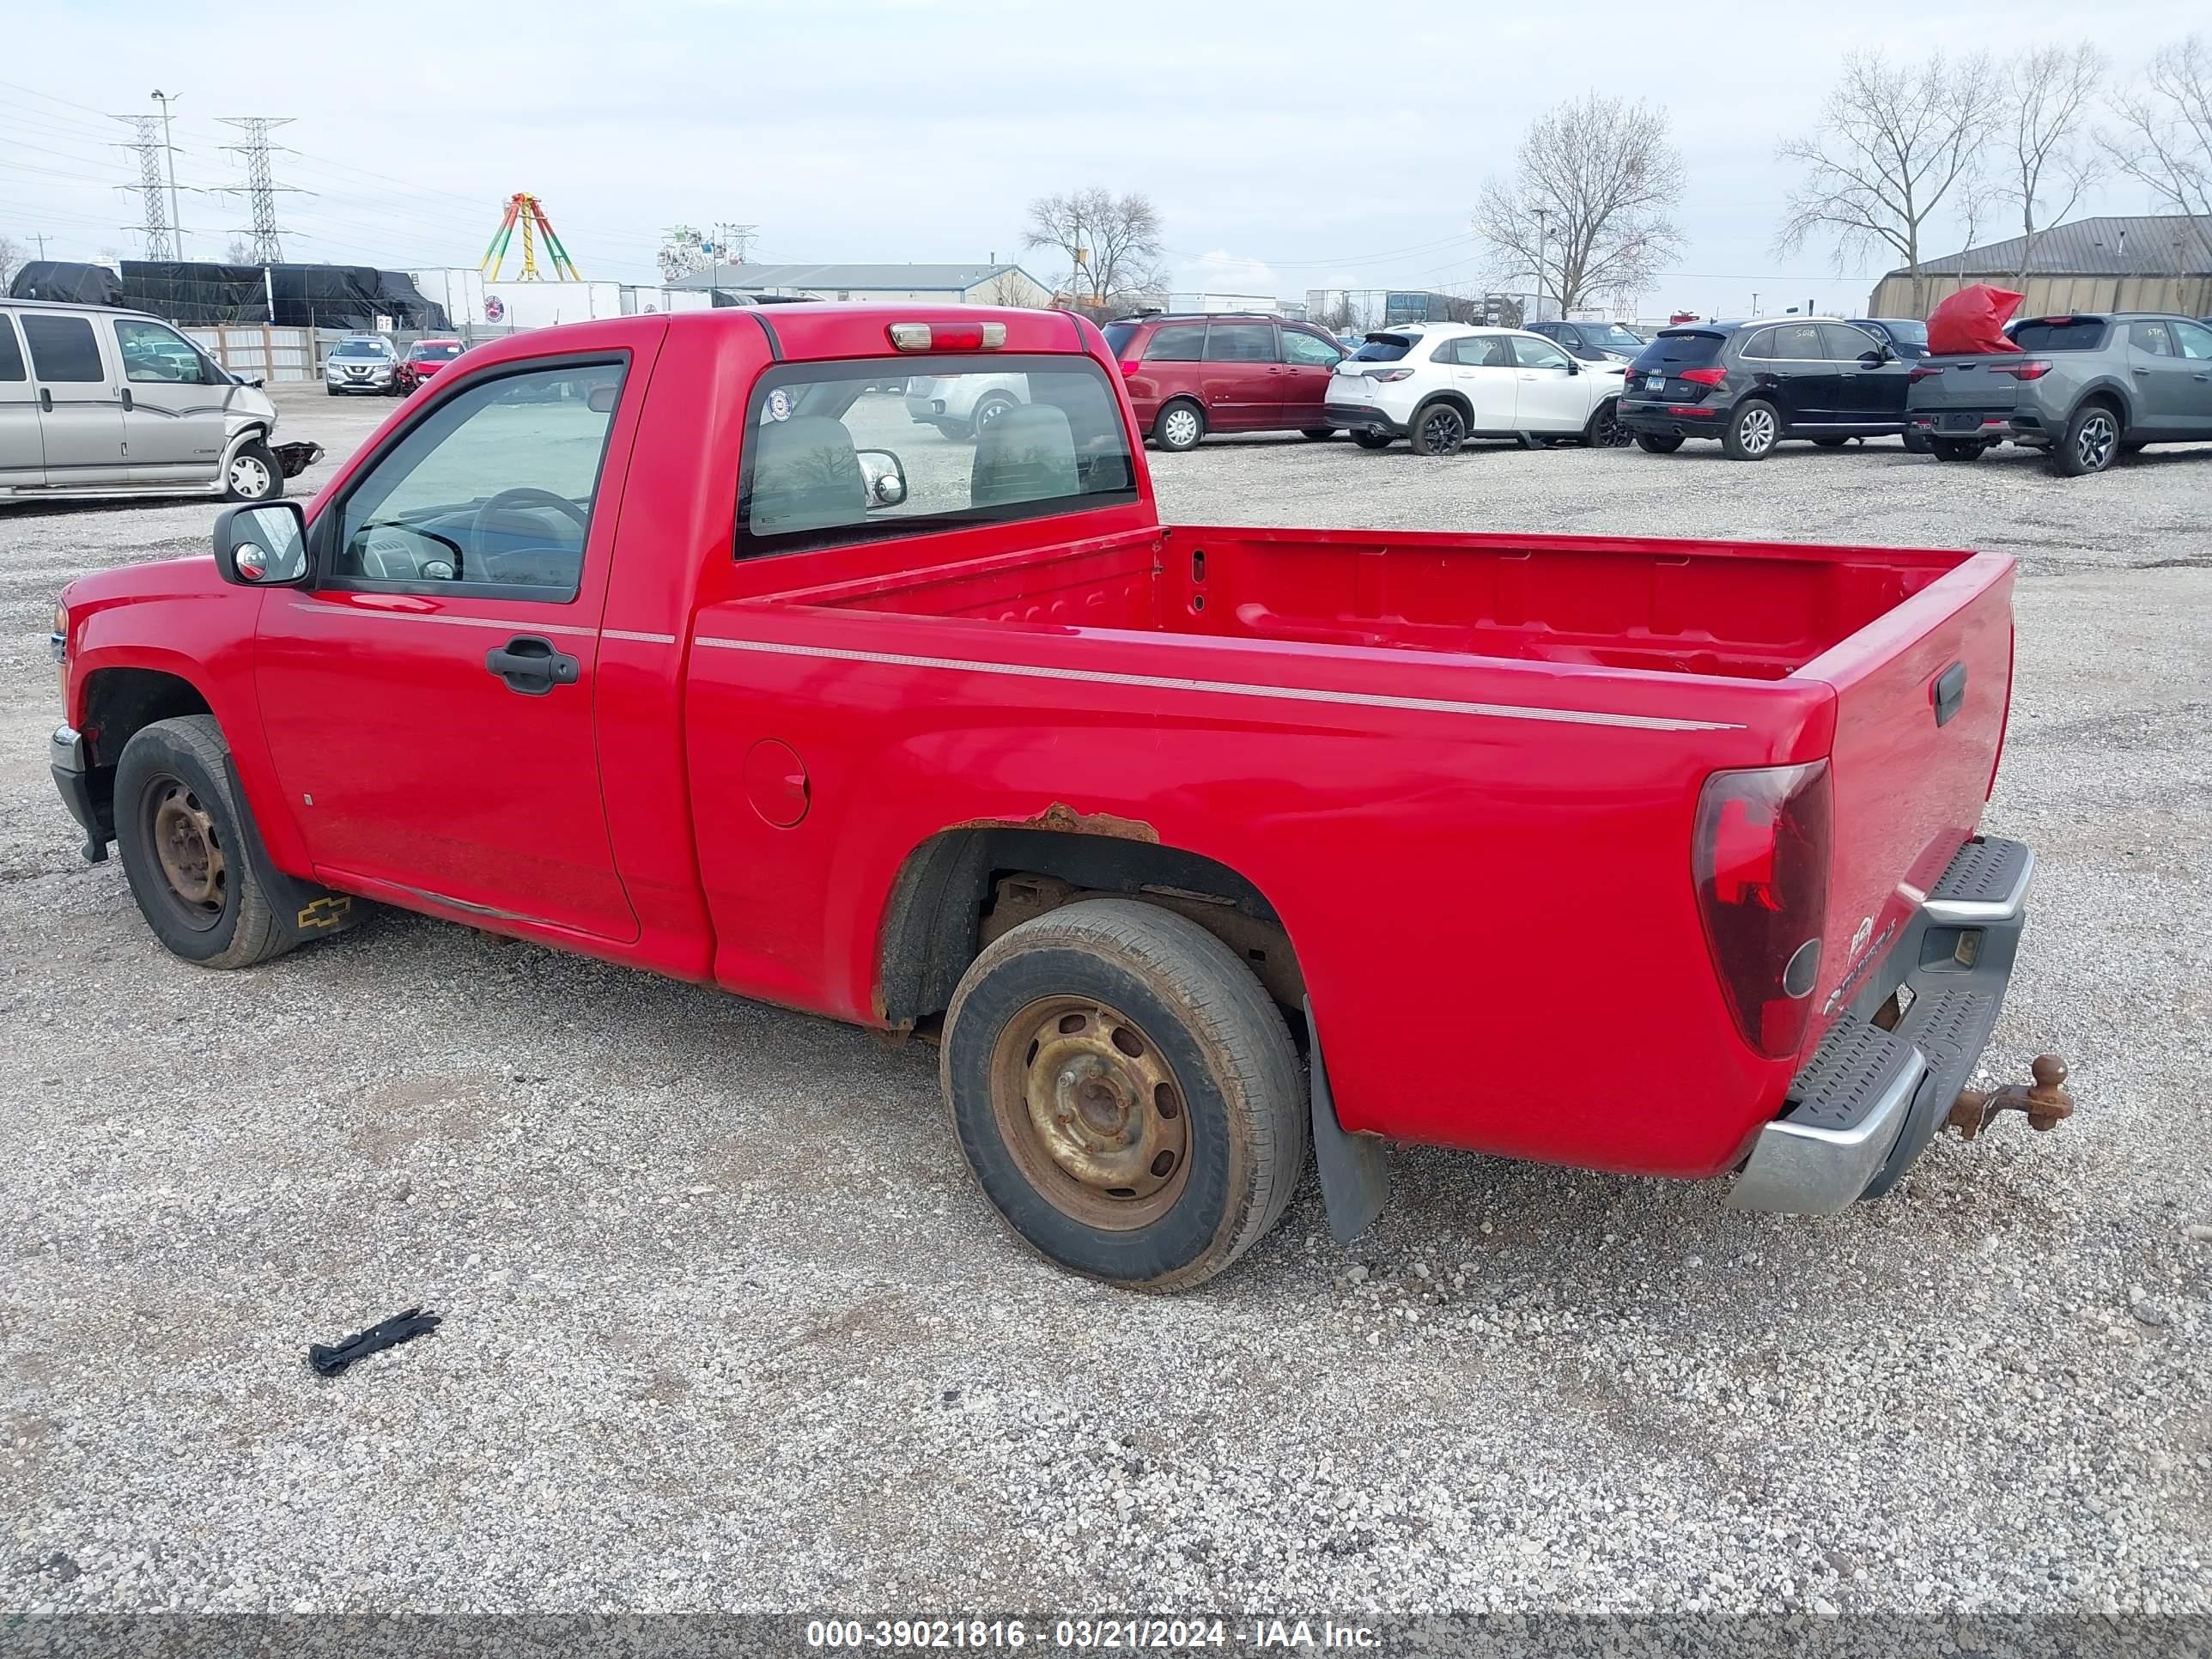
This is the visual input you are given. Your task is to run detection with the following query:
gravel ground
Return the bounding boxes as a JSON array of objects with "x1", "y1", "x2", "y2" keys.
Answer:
[{"x1": 1, "y1": 386, "x2": 2207, "y2": 1618}]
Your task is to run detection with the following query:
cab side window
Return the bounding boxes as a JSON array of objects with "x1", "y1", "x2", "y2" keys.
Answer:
[
  {"x1": 1511, "y1": 335, "x2": 1574, "y2": 370},
  {"x1": 20, "y1": 314, "x2": 106, "y2": 382},
  {"x1": 1279, "y1": 329, "x2": 1342, "y2": 367},
  {"x1": 0, "y1": 315, "x2": 24, "y2": 382},
  {"x1": 2172, "y1": 320, "x2": 2212, "y2": 361},
  {"x1": 2129, "y1": 320, "x2": 2175, "y2": 356},
  {"x1": 114, "y1": 319, "x2": 213, "y2": 384},
  {"x1": 1205, "y1": 324, "x2": 1278, "y2": 363},
  {"x1": 331, "y1": 361, "x2": 626, "y2": 601}
]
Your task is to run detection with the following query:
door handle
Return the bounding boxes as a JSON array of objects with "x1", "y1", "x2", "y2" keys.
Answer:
[
  {"x1": 2131, "y1": 366, "x2": 2149, "y2": 375},
  {"x1": 484, "y1": 635, "x2": 580, "y2": 696},
  {"x1": 38, "y1": 388, "x2": 52, "y2": 413},
  {"x1": 120, "y1": 388, "x2": 134, "y2": 410}
]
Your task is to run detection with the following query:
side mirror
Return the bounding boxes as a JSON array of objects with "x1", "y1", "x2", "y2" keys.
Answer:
[
  {"x1": 1565, "y1": 359, "x2": 1581, "y2": 374},
  {"x1": 856, "y1": 448, "x2": 908, "y2": 507},
  {"x1": 214, "y1": 501, "x2": 310, "y2": 587},
  {"x1": 1862, "y1": 349, "x2": 1888, "y2": 368},
  {"x1": 586, "y1": 382, "x2": 621, "y2": 415}
]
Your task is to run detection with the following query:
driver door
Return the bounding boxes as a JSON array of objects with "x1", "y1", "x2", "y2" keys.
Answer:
[{"x1": 252, "y1": 356, "x2": 641, "y2": 942}]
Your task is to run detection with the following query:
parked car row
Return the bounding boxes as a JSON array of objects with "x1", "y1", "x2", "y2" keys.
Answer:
[
  {"x1": 1616, "y1": 310, "x2": 2212, "y2": 476},
  {"x1": 325, "y1": 334, "x2": 467, "y2": 397}
]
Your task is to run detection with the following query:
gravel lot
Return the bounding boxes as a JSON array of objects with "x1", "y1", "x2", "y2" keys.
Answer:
[{"x1": 2, "y1": 385, "x2": 2207, "y2": 1620}]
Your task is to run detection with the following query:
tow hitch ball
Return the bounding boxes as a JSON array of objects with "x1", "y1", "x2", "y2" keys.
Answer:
[{"x1": 1946, "y1": 1054, "x2": 2074, "y2": 1142}]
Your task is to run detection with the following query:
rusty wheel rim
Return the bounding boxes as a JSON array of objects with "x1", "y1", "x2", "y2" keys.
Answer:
[
  {"x1": 989, "y1": 995, "x2": 1192, "y2": 1231},
  {"x1": 146, "y1": 777, "x2": 228, "y2": 930}
]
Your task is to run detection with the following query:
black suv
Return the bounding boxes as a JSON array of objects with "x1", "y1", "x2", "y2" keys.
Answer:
[
  {"x1": 1527, "y1": 319, "x2": 1647, "y2": 362},
  {"x1": 1617, "y1": 319, "x2": 1921, "y2": 460}
]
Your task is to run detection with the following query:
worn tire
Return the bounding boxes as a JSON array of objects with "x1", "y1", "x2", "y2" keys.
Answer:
[
  {"x1": 223, "y1": 440, "x2": 283, "y2": 503},
  {"x1": 1407, "y1": 399, "x2": 1468, "y2": 456},
  {"x1": 1721, "y1": 398, "x2": 1781, "y2": 461},
  {"x1": 2051, "y1": 400, "x2": 2121, "y2": 477},
  {"x1": 114, "y1": 716, "x2": 295, "y2": 969},
  {"x1": 941, "y1": 898, "x2": 1307, "y2": 1292},
  {"x1": 1350, "y1": 430, "x2": 1395, "y2": 450},
  {"x1": 1152, "y1": 399, "x2": 1206, "y2": 452},
  {"x1": 1300, "y1": 427, "x2": 1335, "y2": 440},
  {"x1": 1634, "y1": 433, "x2": 1684, "y2": 454}
]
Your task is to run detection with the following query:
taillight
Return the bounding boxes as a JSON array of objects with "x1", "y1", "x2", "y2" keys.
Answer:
[
  {"x1": 1371, "y1": 368, "x2": 1414, "y2": 382},
  {"x1": 1996, "y1": 360, "x2": 2052, "y2": 380},
  {"x1": 1692, "y1": 761, "x2": 1832, "y2": 1060},
  {"x1": 1679, "y1": 366, "x2": 1726, "y2": 386},
  {"x1": 1119, "y1": 361, "x2": 1140, "y2": 376},
  {"x1": 1908, "y1": 365, "x2": 1944, "y2": 383}
]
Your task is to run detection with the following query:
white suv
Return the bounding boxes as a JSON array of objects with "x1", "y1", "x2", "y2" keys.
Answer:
[{"x1": 1323, "y1": 324, "x2": 1628, "y2": 455}]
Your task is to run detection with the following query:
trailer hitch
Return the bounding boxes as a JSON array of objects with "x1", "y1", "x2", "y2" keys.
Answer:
[{"x1": 1946, "y1": 1054, "x2": 2074, "y2": 1142}]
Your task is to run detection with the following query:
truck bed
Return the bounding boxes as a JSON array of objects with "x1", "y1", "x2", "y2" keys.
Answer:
[{"x1": 760, "y1": 526, "x2": 1970, "y2": 682}]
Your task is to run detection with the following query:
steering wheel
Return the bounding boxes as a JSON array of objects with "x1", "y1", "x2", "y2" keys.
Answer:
[{"x1": 466, "y1": 487, "x2": 591, "y2": 581}]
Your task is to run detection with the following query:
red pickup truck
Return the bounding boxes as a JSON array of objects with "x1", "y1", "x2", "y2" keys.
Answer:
[{"x1": 48, "y1": 303, "x2": 2059, "y2": 1290}]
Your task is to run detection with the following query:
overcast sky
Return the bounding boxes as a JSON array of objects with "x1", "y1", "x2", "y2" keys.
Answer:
[{"x1": 0, "y1": 0, "x2": 2191, "y2": 320}]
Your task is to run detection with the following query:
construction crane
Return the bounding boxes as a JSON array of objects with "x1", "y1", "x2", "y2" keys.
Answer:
[{"x1": 480, "y1": 192, "x2": 581, "y2": 282}]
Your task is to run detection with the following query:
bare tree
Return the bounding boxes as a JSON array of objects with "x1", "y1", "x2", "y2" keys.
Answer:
[
  {"x1": 1777, "y1": 51, "x2": 1996, "y2": 314},
  {"x1": 1475, "y1": 96, "x2": 1683, "y2": 318},
  {"x1": 1021, "y1": 188, "x2": 1167, "y2": 308},
  {"x1": 985, "y1": 269, "x2": 1044, "y2": 308},
  {"x1": 2102, "y1": 33, "x2": 2212, "y2": 273},
  {"x1": 1996, "y1": 44, "x2": 2106, "y2": 287},
  {"x1": 224, "y1": 235, "x2": 256, "y2": 265},
  {"x1": 0, "y1": 235, "x2": 22, "y2": 289}
]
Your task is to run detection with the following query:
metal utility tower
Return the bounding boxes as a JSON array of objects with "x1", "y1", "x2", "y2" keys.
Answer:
[
  {"x1": 112, "y1": 113, "x2": 176, "y2": 260},
  {"x1": 481, "y1": 192, "x2": 581, "y2": 281},
  {"x1": 712, "y1": 222, "x2": 757, "y2": 264},
  {"x1": 218, "y1": 117, "x2": 301, "y2": 264}
]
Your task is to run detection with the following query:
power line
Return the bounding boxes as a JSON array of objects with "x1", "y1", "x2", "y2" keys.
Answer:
[{"x1": 218, "y1": 117, "x2": 306, "y2": 263}]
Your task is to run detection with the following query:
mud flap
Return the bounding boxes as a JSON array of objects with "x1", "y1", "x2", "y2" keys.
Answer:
[
  {"x1": 1305, "y1": 996, "x2": 1387, "y2": 1247},
  {"x1": 223, "y1": 757, "x2": 366, "y2": 948}
]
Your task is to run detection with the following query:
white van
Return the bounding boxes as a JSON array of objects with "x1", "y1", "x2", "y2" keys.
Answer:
[{"x1": 0, "y1": 299, "x2": 286, "y2": 504}]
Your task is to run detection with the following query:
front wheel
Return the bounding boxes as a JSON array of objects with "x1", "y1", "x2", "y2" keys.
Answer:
[
  {"x1": 115, "y1": 716, "x2": 295, "y2": 969},
  {"x1": 1350, "y1": 430, "x2": 1395, "y2": 450},
  {"x1": 941, "y1": 899, "x2": 1307, "y2": 1291},
  {"x1": 224, "y1": 441, "x2": 283, "y2": 503},
  {"x1": 1634, "y1": 433, "x2": 1684, "y2": 454},
  {"x1": 1408, "y1": 400, "x2": 1468, "y2": 457},
  {"x1": 1582, "y1": 398, "x2": 1628, "y2": 448},
  {"x1": 1152, "y1": 400, "x2": 1206, "y2": 452},
  {"x1": 1722, "y1": 400, "x2": 1780, "y2": 461}
]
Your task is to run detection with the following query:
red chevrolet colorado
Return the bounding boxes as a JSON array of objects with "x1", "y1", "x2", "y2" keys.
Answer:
[{"x1": 48, "y1": 304, "x2": 2059, "y2": 1290}]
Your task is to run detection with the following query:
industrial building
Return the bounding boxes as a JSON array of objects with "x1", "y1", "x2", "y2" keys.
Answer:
[
  {"x1": 667, "y1": 261, "x2": 1054, "y2": 307},
  {"x1": 1866, "y1": 215, "x2": 2212, "y2": 319}
]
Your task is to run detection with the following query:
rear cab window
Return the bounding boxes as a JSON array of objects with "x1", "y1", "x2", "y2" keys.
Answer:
[
  {"x1": 2010, "y1": 319, "x2": 2108, "y2": 351},
  {"x1": 738, "y1": 356, "x2": 1138, "y2": 558}
]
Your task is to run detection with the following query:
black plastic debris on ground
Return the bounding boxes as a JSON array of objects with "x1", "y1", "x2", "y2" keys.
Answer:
[{"x1": 307, "y1": 1306, "x2": 441, "y2": 1376}]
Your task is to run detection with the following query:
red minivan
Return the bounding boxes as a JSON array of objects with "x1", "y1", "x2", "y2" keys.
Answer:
[{"x1": 1100, "y1": 313, "x2": 1348, "y2": 450}]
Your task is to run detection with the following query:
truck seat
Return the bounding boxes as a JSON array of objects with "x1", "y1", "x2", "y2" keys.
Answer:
[
  {"x1": 750, "y1": 416, "x2": 868, "y2": 534},
  {"x1": 972, "y1": 405, "x2": 1079, "y2": 507}
]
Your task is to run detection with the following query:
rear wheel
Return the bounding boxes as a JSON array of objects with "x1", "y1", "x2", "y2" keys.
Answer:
[
  {"x1": 1408, "y1": 400, "x2": 1468, "y2": 457},
  {"x1": 1634, "y1": 433, "x2": 1684, "y2": 454},
  {"x1": 2051, "y1": 402, "x2": 2120, "y2": 477},
  {"x1": 1351, "y1": 430, "x2": 1395, "y2": 450},
  {"x1": 1722, "y1": 399, "x2": 1780, "y2": 461},
  {"x1": 1153, "y1": 400, "x2": 1206, "y2": 453},
  {"x1": 1300, "y1": 427, "x2": 1335, "y2": 440},
  {"x1": 968, "y1": 393, "x2": 1017, "y2": 441},
  {"x1": 1811, "y1": 436, "x2": 1850, "y2": 448},
  {"x1": 940, "y1": 899, "x2": 1307, "y2": 1291},
  {"x1": 1930, "y1": 437, "x2": 1989, "y2": 463}
]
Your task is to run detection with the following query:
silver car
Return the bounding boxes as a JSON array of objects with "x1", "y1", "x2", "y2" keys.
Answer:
[
  {"x1": 904, "y1": 371, "x2": 1028, "y2": 440},
  {"x1": 324, "y1": 334, "x2": 401, "y2": 397},
  {"x1": 0, "y1": 299, "x2": 287, "y2": 504}
]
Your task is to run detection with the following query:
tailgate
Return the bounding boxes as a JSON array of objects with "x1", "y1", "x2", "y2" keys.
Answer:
[
  {"x1": 1797, "y1": 552, "x2": 2016, "y2": 1028},
  {"x1": 1907, "y1": 356, "x2": 2022, "y2": 417}
]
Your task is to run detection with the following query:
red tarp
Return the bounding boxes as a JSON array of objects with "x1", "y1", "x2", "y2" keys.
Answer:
[{"x1": 1927, "y1": 283, "x2": 2025, "y2": 355}]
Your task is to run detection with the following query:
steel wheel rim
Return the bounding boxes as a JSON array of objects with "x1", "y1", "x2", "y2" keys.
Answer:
[
  {"x1": 2078, "y1": 415, "x2": 2113, "y2": 470},
  {"x1": 1740, "y1": 407, "x2": 1776, "y2": 453},
  {"x1": 229, "y1": 455, "x2": 271, "y2": 498},
  {"x1": 989, "y1": 995, "x2": 1192, "y2": 1231},
  {"x1": 1163, "y1": 409, "x2": 1199, "y2": 447},
  {"x1": 145, "y1": 777, "x2": 228, "y2": 932},
  {"x1": 1424, "y1": 409, "x2": 1464, "y2": 449}
]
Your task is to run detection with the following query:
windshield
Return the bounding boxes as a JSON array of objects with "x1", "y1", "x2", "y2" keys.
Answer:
[
  {"x1": 410, "y1": 342, "x2": 464, "y2": 361},
  {"x1": 334, "y1": 339, "x2": 392, "y2": 358},
  {"x1": 1875, "y1": 319, "x2": 1928, "y2": 348},
  {"x1": 1351, "y1": 334, "x2": 1414, "y2": 362},
  {"x1": 1577, "y1": 323, "x2": 1645, "y2": 349}
]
